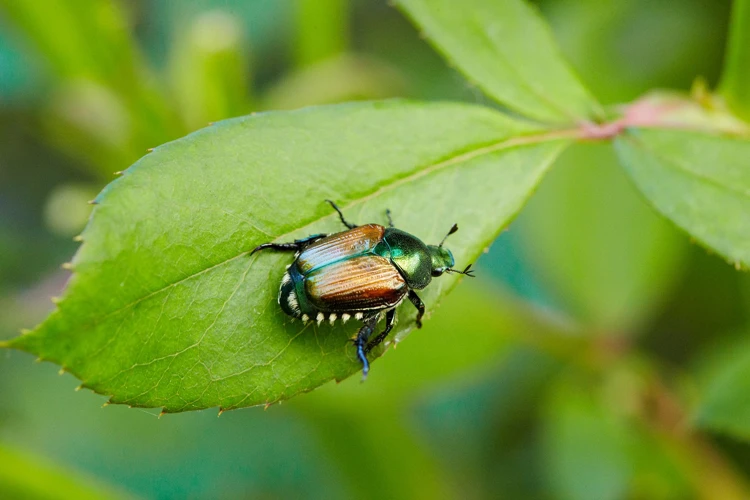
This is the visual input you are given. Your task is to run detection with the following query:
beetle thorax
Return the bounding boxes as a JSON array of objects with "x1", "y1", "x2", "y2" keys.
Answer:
[{"x1": 381, "y1": 228, "x2": 432, "y2": 289}]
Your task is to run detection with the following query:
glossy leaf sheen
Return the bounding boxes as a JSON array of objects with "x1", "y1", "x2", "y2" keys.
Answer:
[
  {"x1": 396, "y1": 0, "x2": 601, "y2": 123},
  {"x1": 615, "y1": 128, "x2": 750, "y2": 268},
  {"x1": 7, "y1": 101, "x2": 568, "y2": 412}
]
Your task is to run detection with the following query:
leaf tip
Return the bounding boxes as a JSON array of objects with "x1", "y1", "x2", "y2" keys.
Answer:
[
  {"x1": 61, "y1": 262, "x2": 74, "y2": 271},
  {"x1": 158, "y1": 409, "x2": 167, "y2": 419},
  {"x1": 58, "y1": 366, "x2": 66, "y2": 376},
  {"x1": 113, "y1": 171, "x2": 123, "y2": 176},
  {"x1": 263, "y1": 402, "x2": 272, "y2": 411},
  {"x1": 73, "y1": 234, "x2": 84, "y2": 242},
  {"x1": 74, "y1": 384, "x2": 83, "y2": 391},
  {"x1": 217, "y1": 407, "x2": 225, "y2": 417},
  {"x1": 87, "y1": 199, "x2": 98, "y2": 206},
  {"x1": 147, "y1": 147, "x2": 154, "y2": 153},
  {"x1": 102, "y1": 401, "x2": 111, "y2": 409}
]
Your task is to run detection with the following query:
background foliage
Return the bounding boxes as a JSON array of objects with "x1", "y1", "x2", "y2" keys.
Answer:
[{"x1": 1, "y1": 0, "x2": 749, "y2": 498}]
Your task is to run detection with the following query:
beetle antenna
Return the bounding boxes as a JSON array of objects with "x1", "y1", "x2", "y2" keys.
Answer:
[
  {"x1": 446, "y1": 264, "x2": 475, "y2": 277},
  {"x1": 438, "y1": 224, "x2": 459, "y2": 248}
]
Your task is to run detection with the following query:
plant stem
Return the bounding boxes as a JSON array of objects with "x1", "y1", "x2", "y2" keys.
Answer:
[
  {"x1": 295, "y1": 0, "x2": 350, "y2": 67},
  {"x1": 720, "y1": 0, "x2": 750, "y2": 121}
]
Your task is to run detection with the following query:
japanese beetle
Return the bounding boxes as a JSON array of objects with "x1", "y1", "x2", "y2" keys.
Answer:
[{"x1": 251, "y1": 200, "x2": 474, "y2": 378}]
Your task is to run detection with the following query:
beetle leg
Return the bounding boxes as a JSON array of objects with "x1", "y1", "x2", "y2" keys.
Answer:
[
  {"x1": 250, "y1": 242, "x2": 300, "y2": 255},
  {"x1": 325, "y1": 199, "x2": 357, "y2": 229},
  {"x1": 353, "y1": 313, "x2": 380, "y2": 380},
  {"x1": 385, "y1": 209, "x2": 394, "y2": 228},
  {"x1": 294, "y1": 233, "x2": 329, "y2": 245},
  {"x1": 407, "y1": 290, "x2": 425, "y2": 328},
  {"x1": 364, "y1": 308, "x2": 396, "y2": 354},
  {"x1": 250, "y1": 233, "x2": 328, "y2": 255}
]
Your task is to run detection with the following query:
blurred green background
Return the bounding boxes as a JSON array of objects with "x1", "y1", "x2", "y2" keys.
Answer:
[{"x1": 1, "y1": 0, "x2": 748, "y2": 498}]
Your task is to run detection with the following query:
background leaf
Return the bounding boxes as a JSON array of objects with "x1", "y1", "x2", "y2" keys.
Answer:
[
  {"x1": 4, "y1": 100, "x2": 570, "y2": 412},
  {"x1": 720, "y1": 0, "x2": 750, "y2": 121},
  {"x1": 396, "y1": 0, "x2": 601, "y2": 123},
  {"x1": 615, "y1": 128, "x2": 750, "y2": 269},
  {"x1": 0, "y1": 443, "x2": 132, "y2": 500},
  {"x1": 516, "y1": 142, "x2": 687, "y2": 333},
  {"x1": 541, "y1": 377, "x2": 633, "y2": 500},
  {"x1": 693, "y1": 333, "x2": 750, "y2": 440}
]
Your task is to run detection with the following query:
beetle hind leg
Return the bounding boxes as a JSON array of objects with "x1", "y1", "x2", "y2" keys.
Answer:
[
  {"x1": 250, "y1": 233, "x2": 328, "y2": 255},
  {"x1": 365, "y1": 309, "x2": 396, "y2": 354},
  {"x1": 353, "y1": 314, "x2": 380, "y2": 380}
]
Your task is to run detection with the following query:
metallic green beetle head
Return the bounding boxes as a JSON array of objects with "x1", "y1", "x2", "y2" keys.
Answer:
[
  {"x1": 428, "y1": 224, "x2": 476, "y2": 279},
  {"x1": 427, "y1": 245, "x2": 454, "y2": 277},
  {"x1": 382, "y1": 224, "x2": 475, "y2": 290}
]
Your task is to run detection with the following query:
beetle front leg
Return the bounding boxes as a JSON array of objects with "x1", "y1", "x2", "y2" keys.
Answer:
[
  {"x1": 408, "y1": 290, "x2": 425, "y2": 328},
  {"x1": 250, "y1": 233, "x2": 328, "y2": 255},
  {"x1": 385, "y1": 209, "x2": 394, "y2": 228},
  {"x1": 353, "y1": 313, "x2": 380, "y2": 380},
  {"x1": 365, "y1": 309, "x2": 396, "y2": 354}
]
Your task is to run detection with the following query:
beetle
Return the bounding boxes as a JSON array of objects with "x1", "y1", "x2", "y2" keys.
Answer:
[{"x1": 250, "y1": 200, "x2": 474, "y2": 379}]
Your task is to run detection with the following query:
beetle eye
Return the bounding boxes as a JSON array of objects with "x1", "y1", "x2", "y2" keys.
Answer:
[{"x1": 432, "y1": 267, "x2": 446, "y2": 277}]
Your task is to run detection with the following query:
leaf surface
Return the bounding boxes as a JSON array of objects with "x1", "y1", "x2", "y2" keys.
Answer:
[
  {"x1": 615, "y1": 128, "x2": 750, "y2": 268},
  {"x1": 4, "y1": 100, "x2": 569, "y2": 412},
  {"x1": 396, "y1": 0, "x2": 601, "y2": 123}
]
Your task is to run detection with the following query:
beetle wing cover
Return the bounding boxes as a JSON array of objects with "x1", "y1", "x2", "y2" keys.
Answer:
[
  {"x1": 305, "y1": 255, "x2": 407, "y2": 312},
  {"x1": 297, "y1": 224, "x2": 386, "y2": 274}
]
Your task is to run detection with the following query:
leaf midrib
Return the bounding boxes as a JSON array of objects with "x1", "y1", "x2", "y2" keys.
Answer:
[{"x1": 40, "y1": 127, "x2": 578, "y2": 337}]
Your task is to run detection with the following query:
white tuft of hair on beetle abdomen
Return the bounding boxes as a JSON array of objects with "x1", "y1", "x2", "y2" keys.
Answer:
[{"x1": 286, "y1": 289, "x2": 300, "y2": 314}]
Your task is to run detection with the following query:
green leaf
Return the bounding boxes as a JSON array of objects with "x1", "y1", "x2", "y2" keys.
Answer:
[
  {"x1": 615, "y1": 128, "x2": 750, "y2": 269},
  {"x1": 0, "y1": 443, "x2": 132, "y2": 500},
  {"x1": 517, "y1": 143, "x2": 687, "y2": 332},
  {"x1": 720, "y1": 0, "x2": 750, "y2": 121},
  {"x1": 541, "y1": 379, "x2": 633, "y2": 500},
  {"x1": 396, "y1": 0, "x2": 601, "y2": 124},
  {"x1": 694, "y1": 334, "x2": 750, "y2": 440},
  {"x1": 3, "y1": 100, "x2": 570, "y2": 412}
]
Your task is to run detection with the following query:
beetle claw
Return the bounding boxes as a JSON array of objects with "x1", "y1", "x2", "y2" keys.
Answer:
[{"x1": 356, "y1": 342, "x2": 370, "y2": 381}]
